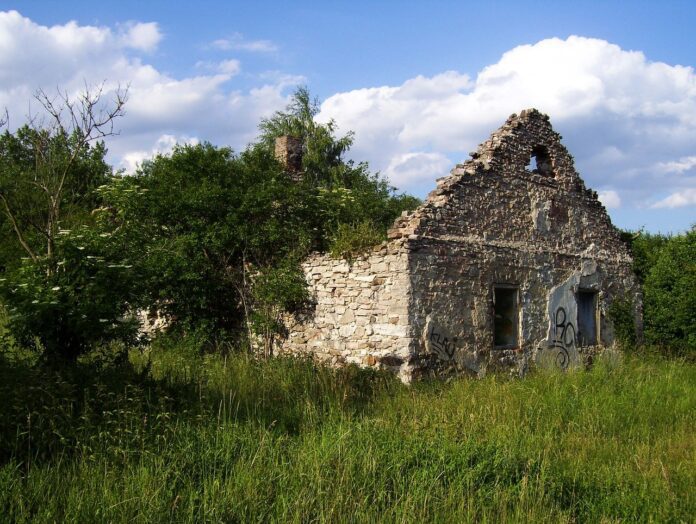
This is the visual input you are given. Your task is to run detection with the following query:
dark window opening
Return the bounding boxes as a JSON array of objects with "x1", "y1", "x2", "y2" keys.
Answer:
[
  {"x1": 526, "y1": 145, "x2": 553, "y2": 177},
  {"x1": 577, "y1": 291, "x2": 598, "y2": 346},
  {"x1": 494, "y1": 287, "x2": 519, "y2": 348}
]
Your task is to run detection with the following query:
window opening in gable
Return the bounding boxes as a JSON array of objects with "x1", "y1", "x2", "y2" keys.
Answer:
[
  {"x1": 494, "y1": 287, "x2": 519, "y2": 348},
  {"x1": 526, "y1": 145, "x2": 553, "y2": 177},
  {"x1": 577, "y1": 290, "x2": 598, "y2": 346}
]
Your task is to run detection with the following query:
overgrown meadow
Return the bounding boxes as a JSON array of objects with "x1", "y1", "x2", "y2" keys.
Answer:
[
  {"x1": 1, "y1": 340, "x2": 693, "y2": 523},
  {"x1": 1, "y1": 86, "x2": 694, "y2": 523}
]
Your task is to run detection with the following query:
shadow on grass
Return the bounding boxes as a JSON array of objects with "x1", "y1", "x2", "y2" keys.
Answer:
[{"x1": 0, "y1": 347, "x2": 399, "y2": 469}]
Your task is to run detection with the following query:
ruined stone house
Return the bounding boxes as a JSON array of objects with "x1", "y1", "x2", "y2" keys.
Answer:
[{"x1": 278, "y1": 109, "x2": 642, "y2": 382}]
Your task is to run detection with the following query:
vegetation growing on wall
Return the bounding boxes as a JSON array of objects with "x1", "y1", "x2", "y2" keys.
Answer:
[{"x1": 0, "y1": 87, "x2": 420, "y2": 359}]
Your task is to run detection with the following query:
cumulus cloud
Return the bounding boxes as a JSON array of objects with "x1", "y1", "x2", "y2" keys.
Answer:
[
  {"x1": 598, "y1": 190, "x2": 621, "y2": 209},
  {"x1": 0, "y1": 10, "x2": 295, "y2": 172},
  {"x1": 120, "y1": 21, "x2": 162, "y2": 52},
  {"x1": 120, "y1": 134, "x2": 200, "y2": 173},
  {"x1": 216, "y1": 59, "x2": 241, "y2": 75},
  {"x1": 657, "y1": 155, "x2": 696, "y2": 174},
  {"x1": 2, "y1": 12, "x2": 694, "y2": 228},
  {"x1": 651, "y1": 188, "x2": 696, "y2": 209},
  {"x1": 384, "y1": 152, "x2": 452, "y2": 188},
  {"x1": 194, "y1": 59, "x2": 242, "y2": 76},
  {"x1": 318, "y1": 36, "x2": 696, "y2": 210}
]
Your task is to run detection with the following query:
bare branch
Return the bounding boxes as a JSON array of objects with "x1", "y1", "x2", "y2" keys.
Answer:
[
  {"x1": 2, "y1": 82, "x2": 128, "y2": 264},
  {"x1": 0, "y1": 192, "x2": 38, "y2": 262}
]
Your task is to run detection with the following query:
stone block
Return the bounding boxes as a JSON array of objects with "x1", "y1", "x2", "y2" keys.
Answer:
[{"x1": 373, "y1": 324, "x2": 408, "y2": 337}]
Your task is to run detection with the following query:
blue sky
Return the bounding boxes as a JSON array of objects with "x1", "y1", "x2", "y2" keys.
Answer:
[{"x1": 2, "y1": 1, "x2": 695, "y2": 233}]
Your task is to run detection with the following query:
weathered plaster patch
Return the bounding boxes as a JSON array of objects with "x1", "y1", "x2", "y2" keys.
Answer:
[
  {"x1": 531, "y1": 199, "x2": 552, "y2": 233},
  {"x1": 536, "y1": 261, "x2": 600, "y2": 371}
]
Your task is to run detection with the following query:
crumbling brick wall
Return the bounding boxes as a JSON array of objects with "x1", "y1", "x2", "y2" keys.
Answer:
[{"x1": 281, "y1": 109, "x2": 642, "y2": 381}]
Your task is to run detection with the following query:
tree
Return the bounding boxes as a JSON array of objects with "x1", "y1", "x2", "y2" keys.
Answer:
[
  {"x1": 0, "y1": 84, "x2": 129, "y2": 361},
  {"x1": 0, "y1": 84, "x2": 126, "y2": 268},
  {"x1": 100, "y1": 143, "x2": 313, "y2": 352},
  {"x1": 258, "y1": 87, "x2": 420, "y2": 252},
  {"x1": 642, "y1": 228, "x2": 695, "y2": 354},
  {"x1": 621, "y1": 227, "x2": 696, "y2": 355},
  {"x1": 100, "y1": 88, "x2": 420, "y2": 354},
  {"x1": 1, "y1": 86, "x2": 419, "y2": 360}
]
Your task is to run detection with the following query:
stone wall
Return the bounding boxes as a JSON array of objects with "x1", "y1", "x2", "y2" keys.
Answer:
[
  {"x1": 281, "y1": 109, "x2": 642, "y2": 381},
  {"x1": 280, "y1": 240, "x2": 416, "y2": 382}
]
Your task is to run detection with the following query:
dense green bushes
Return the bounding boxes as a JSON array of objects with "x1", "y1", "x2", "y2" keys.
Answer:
[
  {"x1": 0, "y1": 89, "x2": 420, "y2": 359},
  {"x1": 624, "y1": 228, "x2": 695, "y2": 355}
]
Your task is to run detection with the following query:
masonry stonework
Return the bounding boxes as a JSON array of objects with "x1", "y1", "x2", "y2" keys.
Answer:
[{"x1": 280, "y1": 109, "x2": 642, "y2": 382}]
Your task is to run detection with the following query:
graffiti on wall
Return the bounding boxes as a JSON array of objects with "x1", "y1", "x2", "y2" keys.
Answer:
[
  {"x1": 551, "y1": 306, "x2": 576, "y2": 370},
  {"x1": 428, "y1": 324, "x2": 457, "y2": 360},
  {"x1": 424, "y1": 320, "x2": 457, "y2": 360}
]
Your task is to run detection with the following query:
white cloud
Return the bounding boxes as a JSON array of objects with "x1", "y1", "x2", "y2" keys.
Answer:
[
  {"x1": 1, "y1": 13, "x2": 693, "y2": 230},
  {"x1": 0, "y1": 10, "x2": 296, "y2": 173},
  {"x1": 651, "y1": 188, "x2": 696, "y2": 209},
  {"x1": 120, "y1": 134, "x2": 200, "y2": 173},
  {"x1": 384, "y1": 152, "x2": 452, "y2": 190},
  {"x1": 598, "y1": 190, "x2": 621, "y2": 209},
  {"x1": 120, "y1": 21, "x2": 161, "y2": 52},
  {"x1": 657, "y1": 155, "x2": 696, "y2": 174},
  {"x1": 211, "y1": 33, "x2": 277, "y2": 53},
  {"x1": 195, "y1": 59, "x2": 242, "y2": 76},
  {"x1": 318, "y1": 36, "x2": 696, "y2": 209},
  {"x1": 217, "y1": 59, "x2": 241, "y2": 75}
]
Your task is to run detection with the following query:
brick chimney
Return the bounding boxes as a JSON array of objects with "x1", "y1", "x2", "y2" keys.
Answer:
[{"x1": 274, "y1": 135, "x2": 303, "y2": 179}]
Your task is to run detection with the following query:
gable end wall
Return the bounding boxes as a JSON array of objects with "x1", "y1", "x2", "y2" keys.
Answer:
[{"x1": 281, "y1": 109, "x2": 642, "y2": 381}]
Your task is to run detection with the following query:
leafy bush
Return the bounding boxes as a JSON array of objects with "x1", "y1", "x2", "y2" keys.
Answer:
[
  {"x1": 329, "y1": 220, "x2": 385, "y2": 261},
  {"x1": 620, "y1": 227, "x2": 695, "y2": 356},
  {"x1": 642, "y1": 228, "x2": 695, "y2": 354},
  {"x1": 607, "y1": 298, "x2": 637, "y2": 348},
  {"x1": 0, "y1": 225, "x2": 140, "y2": 362},
  {"x1": 0, "y1": 87, "x2": 420, "y2": 359}
]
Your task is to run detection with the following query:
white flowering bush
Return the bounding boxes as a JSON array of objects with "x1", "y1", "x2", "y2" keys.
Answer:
[{"x1": 0, "y1": 224, "x2": 141, "y2": 362}]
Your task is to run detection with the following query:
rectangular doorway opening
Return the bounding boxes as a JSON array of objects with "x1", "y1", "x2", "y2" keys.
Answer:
[
  {"x1": 577, "y1": 290, "x2": 598, "y2": 346},
  {"x1": 494, "y1": 287, "x2": 518, "y2": 348}
]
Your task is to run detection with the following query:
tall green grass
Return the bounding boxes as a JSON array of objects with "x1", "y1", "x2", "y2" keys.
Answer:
[{"x1": 0, "y1": 345, "x2": 693, "y2": 523}]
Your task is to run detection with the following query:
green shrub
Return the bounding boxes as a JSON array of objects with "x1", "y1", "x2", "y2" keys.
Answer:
[
  {"x1": 329, "y1": 220, "x2": 385, "y2": 261},
  {"x1": 642, "y1": 229, "x2": 695, "y2": 355},
  {"x1": 0, "y1": 225, "x2": 140, "y2": 362},
  {"x1": 607, "y1": 298, "x2": 637, "y2": 348}
]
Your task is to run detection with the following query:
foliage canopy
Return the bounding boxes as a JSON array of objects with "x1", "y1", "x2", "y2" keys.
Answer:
[{"x1": 0, "y1": 87, "x2": 420, "y2": 359}]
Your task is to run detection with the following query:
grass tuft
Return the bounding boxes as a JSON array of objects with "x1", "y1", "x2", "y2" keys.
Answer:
[{"x1": 0, "y1": 345, "x2": 693, "y2": 522}]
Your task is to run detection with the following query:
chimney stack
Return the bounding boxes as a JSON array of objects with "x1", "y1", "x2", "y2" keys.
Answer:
[{"x1": 274, "y1": 135, "x2": 303, "y2": 179}]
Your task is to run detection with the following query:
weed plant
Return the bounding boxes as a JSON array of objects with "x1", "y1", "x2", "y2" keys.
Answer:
[{"x1": 0, "y1": 344, "x2": 693, "y2": 523}]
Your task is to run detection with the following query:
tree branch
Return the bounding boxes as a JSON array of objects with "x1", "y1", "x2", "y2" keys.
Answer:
[{"x1": 0, "y1": 192, "x2": 37, "y2": 262}]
